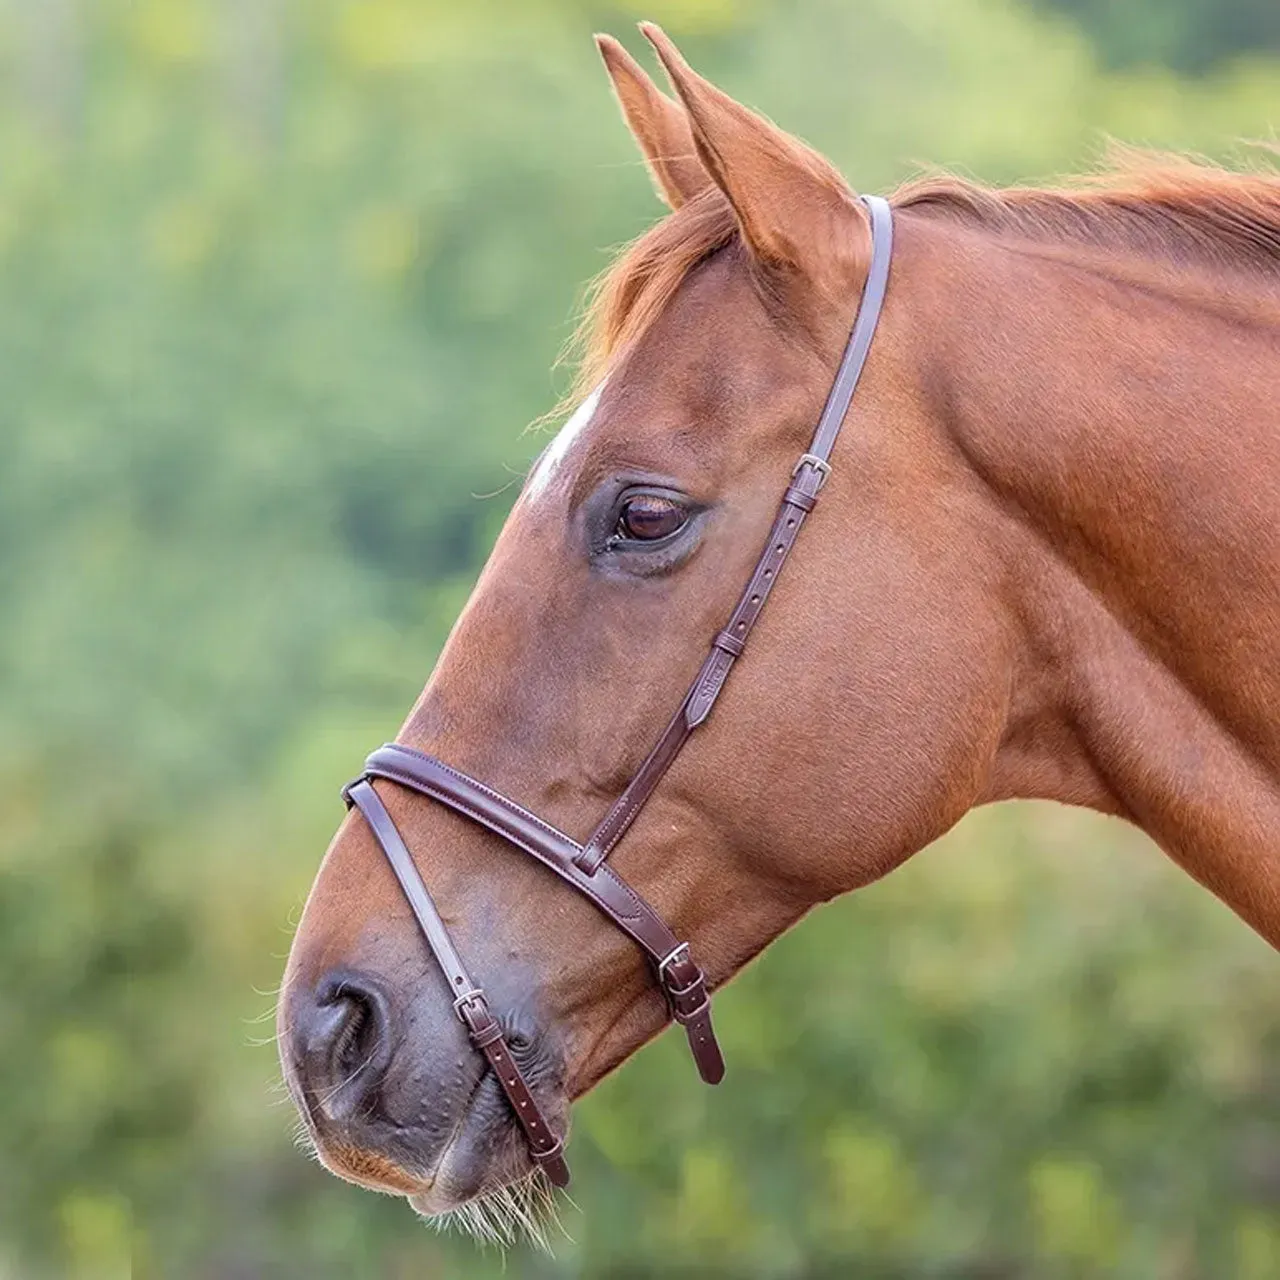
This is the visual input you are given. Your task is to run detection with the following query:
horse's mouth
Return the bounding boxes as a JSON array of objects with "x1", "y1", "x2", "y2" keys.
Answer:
[
  {"x1": 304, "y1": 1070, "x2": 567, "y2": 1216},
  {"x1": 406, "y1": 1071, "x2": 569, "y2": 1216}
]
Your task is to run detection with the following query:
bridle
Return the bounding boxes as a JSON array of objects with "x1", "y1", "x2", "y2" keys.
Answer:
[
  {"x1": 343, "y1": 196, "x2": 893, "y2": 1188},
  {"x1": 341, "y1": 194, "x2": 894, "y2": 1189}
]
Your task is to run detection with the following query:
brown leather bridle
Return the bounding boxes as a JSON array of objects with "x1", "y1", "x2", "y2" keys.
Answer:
[{"x1": 342, "y1": 194, "x2": 894, "y2": 1189}]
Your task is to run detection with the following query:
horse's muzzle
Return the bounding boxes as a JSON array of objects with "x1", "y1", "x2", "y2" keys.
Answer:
[{"x1": 280, "y1": 962, "x2": 568, "y2": 1208}]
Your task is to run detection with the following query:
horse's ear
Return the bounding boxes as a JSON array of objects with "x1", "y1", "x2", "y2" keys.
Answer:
[
  {"x1": 640, "y1": 23, "x2": 863, "y2": 279},
  {"x1": 596, "y1": 34, "x2": 710, "y2": 210}
]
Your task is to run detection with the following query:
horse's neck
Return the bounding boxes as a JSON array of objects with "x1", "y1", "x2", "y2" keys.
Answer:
[{"x1": 939, "y1": 225, "x2": 1280, "y2": 946}]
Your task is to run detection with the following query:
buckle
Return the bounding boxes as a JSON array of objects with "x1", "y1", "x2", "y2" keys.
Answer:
[
  {"x1": 451, "y1": 987, "x2": 486, "y2": 1019},
  {"x1": 792, "y1": 452, "x2": 832, "y2": 490},
  {"x1": 658, "y1": 942, "x2": 691, "y2": 982}
]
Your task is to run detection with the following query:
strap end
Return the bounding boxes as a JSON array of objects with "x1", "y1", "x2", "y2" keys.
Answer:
[
  {"x1": 684, "y1": 1011, "x2": 726, "y2": 1085},
  {"x1": 661, "y1": 948, "x2": 726, "y2": 1085},
  {"x1": 533, "y1": 1144, "x2": 572, "y2": 1188},
  {"x1": 685, "y1": 649, "x2": 735, "y2": 728}
]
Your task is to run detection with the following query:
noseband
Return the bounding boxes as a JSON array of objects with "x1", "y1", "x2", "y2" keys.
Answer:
[{"x1": 342, "y1": 195, "x2": 894, "y2": 1188}]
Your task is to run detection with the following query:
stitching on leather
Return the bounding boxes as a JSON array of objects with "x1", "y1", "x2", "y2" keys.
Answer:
[
  {"x1": 593, "y1": 863, "x2": 652, "y2": 925},
  {"x1": 584, "y1": 795, "x2": 634, "y2": 863},
  {"x1": 600, "y1": 813, "x2": 633, "y2": 858},
  {"x1": 374, "y1": 763, "x2": 578, "y2": 856},
  {"x1": 594, "y1": 782, "x2": 651, "y2": 860},
  {"x1": 432, "y1": 759, "x2": 573, "y2": 845},
  {"x1": 366, "y1": 762, "x2": 664, "y2": 947},
  {"x1": 371, "y1": 752, "x2": 577, "y2": 849}
]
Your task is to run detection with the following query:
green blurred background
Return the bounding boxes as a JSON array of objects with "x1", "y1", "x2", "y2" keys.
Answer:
[{"x1": 3, "y1": 1, "x2": 1278, "y2": 1276}]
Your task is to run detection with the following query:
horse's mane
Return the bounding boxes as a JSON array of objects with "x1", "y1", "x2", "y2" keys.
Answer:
[
  {"x1": 573, "y1": 149, "x2": 1280, "y2": 397},
  {"x1": 897, "y1": 147, "x2": 1280, "y2": 276}
]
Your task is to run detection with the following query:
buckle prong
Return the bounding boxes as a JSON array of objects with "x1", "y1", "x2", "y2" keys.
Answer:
[
  {"x1": 792, "y1": 452, "x2": 832, "y2": 490},
  {"x1": 658, "y1": 942, "x2": 691, "y2": 980},
  {"x1": 452, "y1": 987, "x2": 486, "y2": 1018}
]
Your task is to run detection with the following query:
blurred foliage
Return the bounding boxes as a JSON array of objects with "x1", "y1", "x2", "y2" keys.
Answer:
[
  {"x1": 1041, "y1": 0, "x2": 1280, "y2": 74},
  {"x1": 1, "y1": 0, "x2": 1277, "y2": 1276}
]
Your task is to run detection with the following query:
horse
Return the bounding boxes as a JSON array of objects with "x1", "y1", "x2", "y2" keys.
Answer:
[{"x1": 278, "y1": 21, "x2": 1280, "y2": 1231}]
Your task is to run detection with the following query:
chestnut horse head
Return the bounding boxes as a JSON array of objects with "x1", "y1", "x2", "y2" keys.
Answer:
[{"x1": 279, "y1": 24, "x2": 1280, "y2": 1229}]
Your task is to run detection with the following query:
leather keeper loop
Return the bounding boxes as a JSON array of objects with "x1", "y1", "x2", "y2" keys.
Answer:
[
  {"x1": 533, "y1": 1143, "x2": 571, "y2": 1186},
  {"x1": 713, "y1": 629, "x2": 746, "y2": 657},
  {"x1": 662, "y1": 958, "x2": 709, "y2": 1020},
  {"x1": 664, "y1": 968, "x2": 704, "y2": 1001},
  {"x1": 571, "y1": 843, "x2": 606, "y2": 874},
  {"x1": 670, "y1": 987, "x2": 710, "y2": 1024},
  {"x1": 782, "y1": 485, "x2": 817, "y2": 512},
  {"x1": 467, "y1": 1018, "x2": 504, "y2": 1049}
]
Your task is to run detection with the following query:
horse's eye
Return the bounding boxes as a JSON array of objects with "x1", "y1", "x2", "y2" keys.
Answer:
[{"x1": 616, "y1": 493, "x2": 688, "y2": 542}]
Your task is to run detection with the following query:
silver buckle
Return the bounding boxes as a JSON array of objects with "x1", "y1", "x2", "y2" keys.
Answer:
[
  {"x1": 658, "y1": 942, "x2": 690, "y2": 980},
  {"x1": 451, "y1": 987, "x2": 486, "y2": 1018},
  {"x1": 792, "y1": 453, "x2": 832, "y2": 490}
]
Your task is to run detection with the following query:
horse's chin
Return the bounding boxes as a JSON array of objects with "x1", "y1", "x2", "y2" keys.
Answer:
[
  {"x1": 309, "y1": 1136, "x2": 429, "y2": 1197},
  {"x1": 408, "y1": 1092, "x2": 559, "y2": 1217},
  {"x1": 307, "y1": 1115, "x2": 537, "y2": 1216},
  {"x1": 408, "y1": 1107, "x2": 568, "y2": 1250}
]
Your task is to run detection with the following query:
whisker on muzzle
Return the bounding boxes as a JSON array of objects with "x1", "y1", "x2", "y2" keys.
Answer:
[{"x1": 422, "y1": 1170, "x2": 568, "y2": 1255}]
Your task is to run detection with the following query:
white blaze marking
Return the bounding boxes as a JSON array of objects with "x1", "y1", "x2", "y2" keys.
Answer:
[{"x1": 526, "y1": 381, "x2": 605, "y2": 501}]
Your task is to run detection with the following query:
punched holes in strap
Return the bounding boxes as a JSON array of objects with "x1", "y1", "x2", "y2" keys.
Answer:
[
  {"x1": 684, "y1": 484, "x2": 814, "y2": 730},
  {"x1": 542, "y1": 203, "x2": 893, "y2": 879},
  {"x1": 458, "y1": 996, "x2": 571, "y2": 1187}
]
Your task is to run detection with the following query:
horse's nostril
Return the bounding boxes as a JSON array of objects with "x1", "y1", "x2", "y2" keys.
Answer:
[
  {"x1": 325, "y1": 985, "x2": 374, "y2": 1077},
  {"x1": 296, "y1": 971, "x2": 394, "y2": 1123}
]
